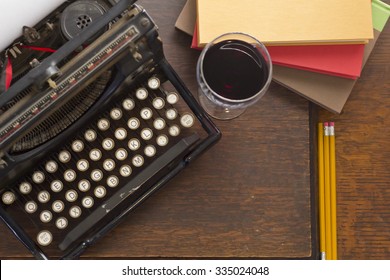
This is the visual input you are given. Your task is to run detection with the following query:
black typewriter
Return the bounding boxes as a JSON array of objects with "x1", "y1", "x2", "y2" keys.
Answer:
[{"x1": 0, "y1": 0, "x2": 220, "y2": 259}]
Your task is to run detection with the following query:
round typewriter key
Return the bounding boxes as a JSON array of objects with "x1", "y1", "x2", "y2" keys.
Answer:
[
  {"x1": 153, "y1": 118, "x2": 166, "y2": 130},
  {"x1": 115, "y1": 148, "x2": 128, "y2": 161},
  {"x1": 32, "y1": 171, "x2": 45, "y2": 184},
  {"x1": 82, "y1": 196, "x2": 94, "y2": 209},
  {"x1": 37, "y1": 230, "x2": 53, "y2": 246},
  {"x1": 144, "y1": 145, "x2": 156, "y2": 157},
  {"x1": 180, "y1": 113, "x2": 195, "y2": 128},
  {"x1": 97, "y1": 118, "x2": 110, "y2": 131},
  {"x1": 84, "y1": 129, "x2": 97, "y2": 142},
  {"x1": 40, "y1": 210, "x2": 53, "y2": 223},
  {"x1": 45, "y1": 161, "x2": 58, "y2": 173},
  {"x1": 25, "y1": 201, "x2": 38, "y2": 214},
  {"x1": 78, "y1": 179, "x2": 91, "y2": 192},
  {"x1": 114, "y1": 128, "x2": 127, "y2": 141},
  {"x1": 52, "y1": 200, "x2": 65, "y2": 213},
  {"x1": 102, "y1": 138, "x2": 115, "y2": 151},
  {"x1": 123, "y1": 98, "x2": 135, "y2": 111},
  {"x1": 59, "y1": 150, "x2": 71, "y2": 163},
  {"x1": 140, "y1": 107, "x2": 153, "y2": 120},
  {"x1": 65, "y1": 189, "x2": 78, "y2": 202},
  {"x1": 107, "y1": 176, "x2": 119, "y2": 188},
  {"x1": 119, "y1": 165, "x2": 132, "y2": 177},
  {"x1": 56, "y1": 217, "x2": 68, "y2": 229},
  {"x1": 19, "y1": 182, "x2": 32, "y2": 194},
  {"x1": 148, "y1": 77, "x2": 160, "y2": 89},
  {"x1": 166, "y1": 108, "x2": 178, "y2": 120},
  {"x1": 69, "y1": 206, "x2": 82, "y2": 218},
  {"x1": 110, "y1": 108, "x2": 123, "y2": 120},
  {"x1": 64, "y1": 169, "x2": 77, "y2": 182},
  {"x1": 91, "y1": 169, "x2": 103, "y2": 182},
  {"x1": 136, "y1": 88, "x2": 148, "y2": 100},
  {"x1": 50, "y1": 180, "x2": 63, "y2": 193},
  {"x1": 156, "y1": 134, "x2": 169, "y2": 147},
  {"x1": 37, "y1": 191, "x2": 50, "y2": 204},
  {"x1": 132, "y1": 155, "x2": 144, "y2": 167},
  {"x1": 103, "y1": 159, "x2": 116, "y2": 172},
  {"x1": 169, "y1": 125, "x2": 180, "y2": 137},
  {"x1": 128, "y1": 117, "x2": 140, "y2": 130},
  {"x1": 94, "y1": 186, "x2": 106, "y2": 198},
  {"x1": 141, "y1": 128, "x2": 153, "y2": 140},
  {"x1": 128, "y1": 138, "x2": 140, "y2": 151},
  {"x1": 2, "y1": 191, "x2": 16, "y2": 205},
  {"x1": 89, "y1": 148, "x2": 102, "y2": 161},
  {"x1": 166, "y1": 92, "x2": 179, "y2": 105},
  {"x1": 71, "y1": 140, "x2": 84, "y2": 153},
  {"x1": 76, "y1": 159, "x2": 89, "y2": 172},
  {"x1": 152, "y1": 97, "x2": 165, "y2": 110}
]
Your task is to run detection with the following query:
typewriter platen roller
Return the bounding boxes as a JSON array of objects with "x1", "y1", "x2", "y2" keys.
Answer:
[{"x1": 0, "y1": 0, "x2": 220, "y2": 259}]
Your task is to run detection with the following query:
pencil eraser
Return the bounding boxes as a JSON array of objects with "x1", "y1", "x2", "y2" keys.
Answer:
[
  {"x1": 323, "y1": 122, "x2": 329, "y2": 127},
  {"x1": 329, "y1": 122, "x2": 335, "y2": 127}
]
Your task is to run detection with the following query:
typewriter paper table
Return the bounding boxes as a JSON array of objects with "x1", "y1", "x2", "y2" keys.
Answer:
[{"x1": 0, "y1": 0, "x2": 316, "y2": 259}]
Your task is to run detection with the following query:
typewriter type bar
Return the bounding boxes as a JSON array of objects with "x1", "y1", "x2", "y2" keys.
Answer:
[{"x1": 0, "y1": 0, "x2": 220, "y2": 259}]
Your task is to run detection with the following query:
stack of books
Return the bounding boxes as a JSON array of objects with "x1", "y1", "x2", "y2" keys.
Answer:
[{"x1": 175, "y1": 0, "x2": 390, "y2": 114}]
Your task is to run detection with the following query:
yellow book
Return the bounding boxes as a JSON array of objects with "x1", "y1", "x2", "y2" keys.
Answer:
[{"x1": 196, "y1": 0, "x2": 373, "y2": 46}]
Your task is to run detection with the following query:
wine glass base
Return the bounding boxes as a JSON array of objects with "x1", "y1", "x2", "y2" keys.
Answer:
[{"x1": 198, "y1": 93, "x2": 246, "y2": 120}]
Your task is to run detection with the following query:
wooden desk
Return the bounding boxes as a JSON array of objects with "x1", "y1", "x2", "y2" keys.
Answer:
[{"x1": 3, "y1": 0, "x2": 387, "y2": 259}]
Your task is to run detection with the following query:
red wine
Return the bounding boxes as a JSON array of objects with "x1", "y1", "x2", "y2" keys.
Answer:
[{"x1": 202, "y1": 40, "x2": 269, "y2": 101}]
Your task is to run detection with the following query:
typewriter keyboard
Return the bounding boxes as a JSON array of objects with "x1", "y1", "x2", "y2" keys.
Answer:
[{"x1": 0, "y1": 76, "x2": 205, "y2": 256}]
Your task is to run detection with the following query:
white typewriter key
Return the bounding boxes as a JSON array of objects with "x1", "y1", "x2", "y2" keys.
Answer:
[
  {"x1": 103, "y1": 159, "x2": 116, "y2": 172},
  {"x1": 40, "y1": 210, "x2": 53, "y2": 223},
  {"x1": 166, "y1": 92, "x2": 179, "y2": 105},
  {"x1": 64, "y1": 169, "x2": 77, "y2": 182},
  {"x1": 148, "y1": 77, "x2": 160, "y2": 89},
  {"x1": 37, "y1": 230, "x2": 53, "y2": 246},
  {"x1": 132, "y1": 155, "x2": 144, "y2": 167},
  {"x1": 71, "y1": 140, "x2": 84, "y2": 153},
  {"x1": 38, "y1": 191, "x2": 50, "y2": 203},
  {"x1": 69, "y1": 206, "x2": 82, "y2": 218},
  {"x1": 94, "y1": 186, "x2": 107, "y2": 199},
  {"x1": 136, "y1": 88, "x2": 148, "y2": 100},
  {"x1": 115, "y1": 148, "x2": 128, "y2": 161},
  {"x1": 140, "y1": 107, "x2": 153, "y2": 120},
  {"x1": 76, "y1": 159, "x2": 89, "y2": 172},
  {"x1": 56, "y1": 217, "x2": 68, "y2": 229},
  {"x1": 156, "y1": 134, "x2": 169, "y2": 147},
  {"x1": 153, "y1": 118, "x2": 166, "y2": 130},
  {"x1": 180, "y1": 113, "x2": 195, "y2": 128},
  {"x1": 166, "y1": 108, "x2": 178, "y2": 120},
  {"x1": 114, "y1": 128, "x2": 127, "y2": 140},
  {"x1": 84, "y1": 129, "x2": 97, "y2": 142},
  {"x1": 141, "y1": 128, "x2": 153, "y2": 140},
  {"x1": 144, "y1": 145, "x2": 156, "y2": 157},
  {"x1": 89, "y1": 148, "x2": 102, "y2": 161},
  {"x1": 2, "y1": 191, "x2": 16, "y2": 205},
  {"x1": 25, "y1": 201, "x2": 38, "y2": 214},
  {"x1": 82, "y1": 196, "x2": 94, "y2": 209},
  {"x1": 78, "y1": 179, "x2": 91, "y2": 192},
  {"x1": 169, "y1": 125, "x2": 181, "y2": 137},
  {"x1": 110, "y1": 108, "x2": 123, "y2": 120},
  {"x1": 123, "y1": 98, "x2": 135, "y2": 111},
  {"x1": 107, "y1": 176, "x2": 119, "y2": 188},
  {"x1": 59, "y1": 150, "x2": 71, "y2": 163},
  {"x1": 19, "y1": 182, "x2": 32, "y2": 194},
  {"x1": 152, "y1": 97, "x2": 165, "y2": 110},
  {"x1": 102, "y1": 138, "x2": 115, "y2": 151},
  {"x1": 65, "y1": 189, "x2": 78, "y2": 202},
  {"x1": 119, "y1": 165, "x2": 132, "y2": 177},
  {"x1": 45, "y1": 161, "x2": 58, "y2": 173},
  {"x1": 128, "y1": 117, "x2": 140, "y2": 130},
  {"x1": 32, "y1": 171, "x2": 45, "y2": 184},
  {"x1": 91, "y1": 169, "x2": 103, "y2": 182},
  {"x1": 50, "y1": 180, "x2": 63, "y2": 193},
  {"x1": 52, "y1": 200, "x2": 65, "y2": 213},
  {"x1": 97, "y1": 118, "x2": 110, "y2": 131},
  {"x1": 128, "y1": 138, "x2": 141, "y2": 151}
]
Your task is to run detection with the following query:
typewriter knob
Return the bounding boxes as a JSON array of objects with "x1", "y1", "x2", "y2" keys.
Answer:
[{"x1": 60, "y1": 0, "x2": 108, "y2": 42}]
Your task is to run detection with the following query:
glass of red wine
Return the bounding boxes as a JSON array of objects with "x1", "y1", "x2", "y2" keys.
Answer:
[{"x1": 197, "y1": 32, "x2": 272, "y2": 120}]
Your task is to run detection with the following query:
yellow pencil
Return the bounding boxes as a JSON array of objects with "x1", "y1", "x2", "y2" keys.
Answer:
[
  {"x1": 323, "y1": 122, "x2": 332, "y2": 260},
  {"x1": 329, "y1": 122, "x2": 337, "y2": 260},
  {"x1": 317, "y1": 123, "x2": 326, "y2": 260}
]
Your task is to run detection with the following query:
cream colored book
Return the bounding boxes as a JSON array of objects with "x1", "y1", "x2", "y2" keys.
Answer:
[{"x1": 196, "y1": 0, "x2": 373, "y2": 46}]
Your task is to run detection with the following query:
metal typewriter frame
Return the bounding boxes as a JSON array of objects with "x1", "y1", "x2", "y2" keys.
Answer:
[{"x1": 0, "y1": 0, "x2": 221, "y2": 259}]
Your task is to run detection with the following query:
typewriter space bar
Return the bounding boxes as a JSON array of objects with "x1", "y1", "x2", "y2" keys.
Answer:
[{"x1": 59, "y1": 134, "x2": 199, "y2": 251}]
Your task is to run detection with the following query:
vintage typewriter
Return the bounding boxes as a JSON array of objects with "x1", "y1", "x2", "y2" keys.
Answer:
[{"x1": 0, "y1": 0, "x2": 220, "y2": 259}]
